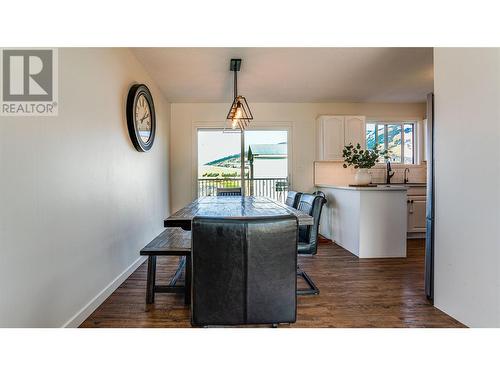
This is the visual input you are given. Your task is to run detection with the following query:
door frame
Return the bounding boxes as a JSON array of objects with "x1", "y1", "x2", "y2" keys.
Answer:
[{"x1": 424, "y1": 92, "x2": 435, "y2": 302}]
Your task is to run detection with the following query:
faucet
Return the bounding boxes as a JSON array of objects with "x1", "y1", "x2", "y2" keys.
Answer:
[
  {"x1": 404, "y1": 168, "x2": 410, "y2": 184},
  {"x1": 386, "y1": 161, "x2": 395, "y2": 184}
]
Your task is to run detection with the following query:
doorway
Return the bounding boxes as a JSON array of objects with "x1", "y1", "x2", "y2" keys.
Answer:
[{"x1": 197, "y1": 128, "x2": 289, "y2": 202}]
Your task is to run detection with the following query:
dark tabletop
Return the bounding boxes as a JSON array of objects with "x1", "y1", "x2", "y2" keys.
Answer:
[{"x1": 164, "y1": 196, "x2": 313, "y2": 229}]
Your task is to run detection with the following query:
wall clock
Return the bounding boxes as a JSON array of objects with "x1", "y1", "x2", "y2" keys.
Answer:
[{"x1": 126, "y1": 84, "x2": 156, "y2": 152}]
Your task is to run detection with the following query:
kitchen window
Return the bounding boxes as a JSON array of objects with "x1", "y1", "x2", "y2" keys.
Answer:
[{"x1": 366, "y1": 122, "x2": 415, "y2": 164}]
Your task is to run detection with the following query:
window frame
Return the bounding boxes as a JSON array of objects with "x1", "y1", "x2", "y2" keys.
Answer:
[
  {"x1": 193, "y1": 123, "x2": 293, "y2": 198},
  {"x1": 366, "y1": 121, "x2": 416, "y2": 165}
]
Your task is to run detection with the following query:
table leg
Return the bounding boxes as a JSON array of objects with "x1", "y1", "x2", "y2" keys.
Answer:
[{"x1": 146, "y1": 255, "x2": 157, "y2": 304}]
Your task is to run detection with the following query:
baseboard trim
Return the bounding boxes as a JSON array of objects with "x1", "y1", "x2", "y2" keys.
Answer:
[{"x1": 62, "y1": 256, "x2": 146, "y2": 328}]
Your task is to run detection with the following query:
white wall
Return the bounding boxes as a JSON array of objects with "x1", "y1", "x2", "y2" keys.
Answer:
[
  {"x1": 434, "y1": 48, "x2": 500, "y2": 327},
  {"x1": 170, "y1": 102, "x2": 425, "y2": 211},
  {"x1": 0, "y1": 48, "x2": 170, "y2": 327}
]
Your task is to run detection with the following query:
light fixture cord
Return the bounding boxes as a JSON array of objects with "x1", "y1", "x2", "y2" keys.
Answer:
[{"x1": 234, "y1": 69, "x2": 238, "y2": 99}]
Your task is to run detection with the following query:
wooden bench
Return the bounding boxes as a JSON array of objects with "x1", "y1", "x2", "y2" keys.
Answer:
[{"x1": 140, "y1": 228, "x2": 192, "y2": 305}]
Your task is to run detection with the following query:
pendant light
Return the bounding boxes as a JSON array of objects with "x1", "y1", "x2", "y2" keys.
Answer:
[{"x1": 226, "y1": 58, "x2": 253, "y2": 131}]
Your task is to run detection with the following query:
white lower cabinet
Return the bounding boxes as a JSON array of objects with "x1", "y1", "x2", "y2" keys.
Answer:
[
  {"x1": 317, "y1": 185, "x2": 407, "y2": 258},
  {"x1": 407, "y1": 195, "x2": 427, "y2": 236}
]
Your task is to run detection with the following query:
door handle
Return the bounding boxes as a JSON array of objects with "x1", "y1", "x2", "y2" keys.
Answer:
[{"x1": 409, "y1": 199, "x2": 414, "y2": 214}]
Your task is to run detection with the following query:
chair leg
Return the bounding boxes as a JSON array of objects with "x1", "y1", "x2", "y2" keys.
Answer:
[
  {"x1": 146, "y1": 255, "x2": 157, "y2": 304},
  {"x1": 297, "y1": 266, "x2": 319, "y2": 295}
]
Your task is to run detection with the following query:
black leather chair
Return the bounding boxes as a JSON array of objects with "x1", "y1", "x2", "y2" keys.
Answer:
[
  {"x1": 285, "y1": 191, "x2": 302, "y2": 209},
  {"x1": 313, "y1": 190, "x2": 326, "y2": 199},
  {"x1": 217, "y1": 187, "x2": 242, "y2": 196},
  {"x1": 191, "y1": 215, "x2": 298, "y2": 327},
  {"x1": 296, "y1": 193, "x2": 326, "y2": 295}
]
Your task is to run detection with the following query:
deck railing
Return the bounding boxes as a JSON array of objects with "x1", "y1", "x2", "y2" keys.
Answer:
[{"x1": 198, "y1": 178, "x2": 289, "y2": 203}]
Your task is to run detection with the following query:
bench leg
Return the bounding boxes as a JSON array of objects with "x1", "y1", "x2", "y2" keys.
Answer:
[
  {"x1": 169, "y1": 256, "x2": 186, "y2": 286},
  {"x1": 185, "y1": 255, "x2": 191, "y2": 305},
  {"x1": 146, "y1": 255, "x2": 157, "y2": 304}
]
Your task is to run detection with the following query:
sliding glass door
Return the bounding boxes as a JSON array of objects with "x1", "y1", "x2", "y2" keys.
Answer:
[
  {"x1": 244, "y1": 130, "x2": 288, "y2": 201},
  {"x1": 197, "y1": 129, "x2": 243, "y2": 197},
  {"x1": 197, "y1": 129, "x2": 289, "y2": 201}
]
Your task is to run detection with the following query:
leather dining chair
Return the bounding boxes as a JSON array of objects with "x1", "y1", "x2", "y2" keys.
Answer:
[
  {"x1": 191, "y1": 215, "x2": 298, "y2": 327},
  {"x1": 217, "y1": 187, "x2": 242, "y2": 196},
  {"x1": 313, "y1": 190, "x2": 326, "y2": 199},
  {"x1": 296, "y1": 193, "x2": 327, "y2": 295},
  {"x1": 285, "y1": 190, "x2": 302, "y2": 209}
]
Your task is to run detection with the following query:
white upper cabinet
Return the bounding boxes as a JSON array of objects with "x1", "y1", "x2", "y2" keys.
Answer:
[
  {"x1": 344, "y1": 116, "x2": 366, "y2": 148},
  {"x1": 316, "y1": 115, "x2": 366, "y2": 161},
  {"x1": 317, "y1": 116, "x2": 345, "y2": 161}
]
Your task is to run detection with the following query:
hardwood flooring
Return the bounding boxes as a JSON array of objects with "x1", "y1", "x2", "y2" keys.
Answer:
[{"x1": 80, "y1": 239, "x2": 465, "y2": 328}]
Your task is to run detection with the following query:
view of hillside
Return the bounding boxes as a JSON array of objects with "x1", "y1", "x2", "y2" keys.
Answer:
[
  {"x1": 366, "y1": 123, "x2": 414, "y2": 164},
  {"x1": 200, "y1": 153, "x2": 248, "y2": 178},
  {"x1": 198, "y1": 130, "x2": 288, "y2": 179}
]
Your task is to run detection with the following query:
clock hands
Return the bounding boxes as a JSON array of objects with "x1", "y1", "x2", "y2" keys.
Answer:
[{"x1": 140, "y1": 112, "x2": 150, "y2": 123}]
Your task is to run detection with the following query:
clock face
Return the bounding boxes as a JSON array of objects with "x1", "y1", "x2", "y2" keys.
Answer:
[
  {"x1": 135, "y1": 94, "x2": 152, "y2": 143},
  {"x1": 126, "y1": 84, "x2": 156, "y2": 152}
]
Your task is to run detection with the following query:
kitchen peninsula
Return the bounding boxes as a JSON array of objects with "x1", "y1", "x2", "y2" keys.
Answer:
[{"x1": 317, "y1": 185, "x2": 408, "y2": 258}]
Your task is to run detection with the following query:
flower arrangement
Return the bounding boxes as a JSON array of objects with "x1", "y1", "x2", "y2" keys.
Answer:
[{"x1": 342, "y1": 143, "x2": 389, "y2": 169}]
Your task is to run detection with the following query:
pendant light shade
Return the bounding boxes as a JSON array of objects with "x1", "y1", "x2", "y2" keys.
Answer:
[{"x1": 226, "y1": 59, "x2": 253, "y2": 130}]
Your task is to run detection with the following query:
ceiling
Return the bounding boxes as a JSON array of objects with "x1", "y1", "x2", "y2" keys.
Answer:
[{"x1": 131, "y1": 48, "x2": 433, "y2": 103}]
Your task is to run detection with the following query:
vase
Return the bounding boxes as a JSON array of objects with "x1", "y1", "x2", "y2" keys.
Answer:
[{"x1": 354, "y1": 168, "x2": 371, "y2": 185}]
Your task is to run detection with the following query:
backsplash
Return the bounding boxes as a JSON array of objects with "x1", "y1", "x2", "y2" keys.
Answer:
[
  {"x1": 369, "y1": 163, "x2": 427, "y2": 184},
  {"x1": 314, "y1": 161, "x2": 427, "y2": 186}
]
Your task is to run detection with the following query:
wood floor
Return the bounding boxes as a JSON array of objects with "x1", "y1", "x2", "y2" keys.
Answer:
[{"x1": 80, "y1": 239, "x2": 465, "y2": 328}]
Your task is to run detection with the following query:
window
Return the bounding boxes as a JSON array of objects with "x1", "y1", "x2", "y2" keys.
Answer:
[{"x1": 366, "y1": 122, "x2": 415, "y2": 164}]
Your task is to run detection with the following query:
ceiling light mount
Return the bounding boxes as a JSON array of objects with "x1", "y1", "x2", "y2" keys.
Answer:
[
  {"x1": 229, "y1": 58, "x2": 241, "y2": 72},
  {"x1": 226, "y1": 58, "x2": 253, "y2": 131}
]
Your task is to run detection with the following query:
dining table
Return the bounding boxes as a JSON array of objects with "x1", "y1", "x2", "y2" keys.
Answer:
[
  {"x1": 164, "y1": 195, "x2": 314, "y2": 230},
  {"x1": 158, "y1": 195, "x2": 314, "y2": 304}
]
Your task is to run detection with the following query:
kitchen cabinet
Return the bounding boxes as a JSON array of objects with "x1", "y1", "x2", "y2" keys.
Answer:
[
  {"x1": 317, "y1": 116, "x2": 345, "y2": 160},
  {"x1": 316, "y1": 115, "x2": 366, "y2": 161},
  {"x1": 317, "y1": 184, "x2": 407, "y2": 258},
  {"x1": 407, "y1": 186, "x2": 426, "y2": 196},
  {"x1": 407, "y1": 195, "x2": 427, "y2": 235},
  {"x1": 344, "y1": 116, "x2": 366, "y2": 148}
]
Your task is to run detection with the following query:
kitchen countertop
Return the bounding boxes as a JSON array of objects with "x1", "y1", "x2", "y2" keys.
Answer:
[
  {"x1": 390, "y1": 183, "x2": 427, "y2": 186},
  {"x1": 316, "y1": 184, "x2": 408, "y2": 191}
]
